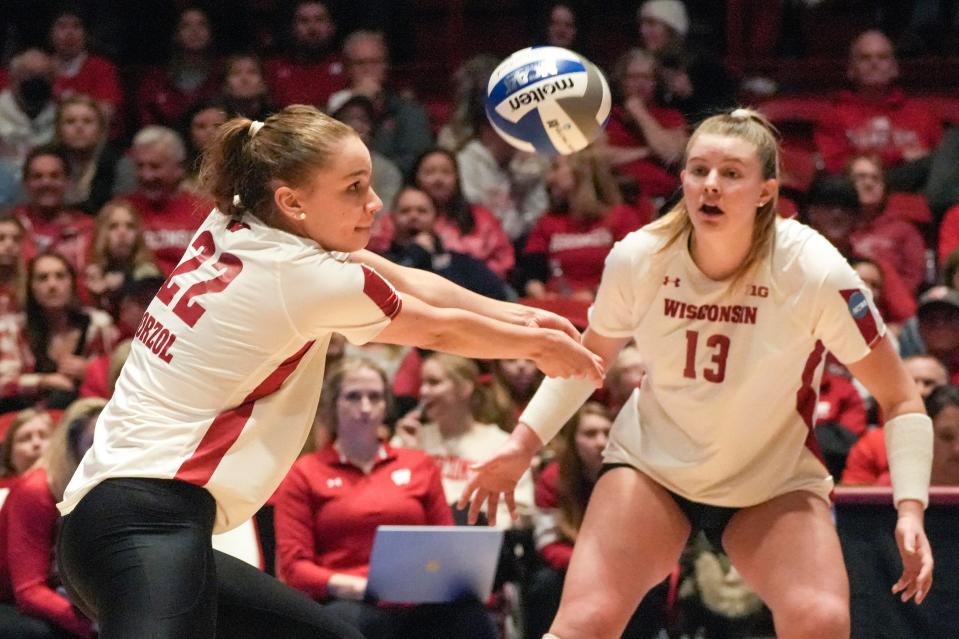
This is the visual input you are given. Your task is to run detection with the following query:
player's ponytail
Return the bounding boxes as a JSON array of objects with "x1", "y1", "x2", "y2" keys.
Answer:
[
  {"x1": 200, "y1": 117, "x2": 255, "y2": 218},
  {"x1": 199, "y1": 104, "x2": 356, "y2": 225}
]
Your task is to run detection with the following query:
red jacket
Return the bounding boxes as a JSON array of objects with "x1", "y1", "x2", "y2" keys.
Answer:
[
  {"x1": 264, "y1": 55, "x2": 347, "y2": 110},
  {"x1": 54, "y1": 54, "x2": 123, "y2": 109},
  {"x1": 523, "y1": 203, "x2": 649, "y2": 295},
  {"x1": 815, "y1": 89, "x2": 943, "y2": 174},
  {"x1": 939, "y1": 203, "x2": 959, "y2": 266},
  {"x1": 533, "y1": 462, "x2": 574, "y2": 571},
  {"x1": 126, "y1": 190, "x2": 211, "y2": 275},
  {"x1": 606, "y1": 104, "x2": 687, "y2": 199},
  {"x1": 850, "y1": 212, "x2": 927, "y2": 293},
  {"x1": 841, "y1": 427, "x2": 890, "y2": 486},
  {"x1": 0, "y1": 468, "x2": 94, "y2": 637},
  {"x1": 275, "y1": 445, "x2": 452, "y2": 601}
]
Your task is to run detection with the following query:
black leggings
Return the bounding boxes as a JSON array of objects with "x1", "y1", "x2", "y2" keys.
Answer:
[{"x1": 57, "y1": 478, "x2": 364, "y2": 639}]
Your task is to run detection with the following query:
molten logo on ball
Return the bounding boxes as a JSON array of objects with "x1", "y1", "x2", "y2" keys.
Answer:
[{"x1": 486, "y1": 46, "x2": 611, "y2": 156}]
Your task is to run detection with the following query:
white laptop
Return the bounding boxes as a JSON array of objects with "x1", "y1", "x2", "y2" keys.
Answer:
[{"x1": 365, "y1": 526, "x2": 504, "y2": 604}]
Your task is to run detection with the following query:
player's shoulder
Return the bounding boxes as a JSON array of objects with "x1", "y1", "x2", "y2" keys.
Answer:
[
  {"x1": 771, "y1": 217, "x2": 850, "y2": 284},
  {"x1": 607, "y1": 224, "x2": 671, "y2": 266}
]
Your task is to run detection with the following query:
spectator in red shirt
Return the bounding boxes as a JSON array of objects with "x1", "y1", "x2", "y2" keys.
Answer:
[
  {"x1": 264, "y1": 1, "x2": 347, "y2": 110},
  {"x1": 843, "y1": 384, "x2": 959, "y2": 487},
  {"x1": 604, "y1": 48, "x2": 688, "y2": 202},
  {"x1": 814, "y1": 30, "x2": 942, "y2": 190},
  {"x1": 851, "y1": 256, "x2": 916, "y2": 332},
  {"x1": 0, "y1": 214, "x2": 26, "y2": 316},
  {"x1": 370, "y1": 149, "x2": 515, "y2": 279},
  {"x1": 48, "y1": 8, "x2": 123, "y2": 129},
  {"x1": 528, "y1": 402, "x2": 666, "y2": 639},
  {"x1": 275, "y1": 358, "x2": 496, "y2": 639},
  {"x1": 124, "y1": 126, "x2": 210, "y2": 275},
  {"x1": 0, "y1": 409, "x2": 52, "y2": 489},
  {"x1": 804, "y1": 176, "x2": 925, "y2": 299},
  {"x1": 0, "y1": 253, "x2": 118, "y2": 412},
  {"x1": 0, "y1": 398, "x2": 102, "y2": 638},
  {"x1": 845, "y1": 155, "x2": 927, "y2": 292},
  {"x1": 523, "y1": 147, "x2": 650, "y2": 300},
  {"x1": 54, "y1": 95, "x2": 131, "y2": 214},
  {"x1": 135, "y1": 7, "x2": 222, "y2": 129},
  {"x1": 12, "y1": 146, "x2": 93, "y2": 274}
]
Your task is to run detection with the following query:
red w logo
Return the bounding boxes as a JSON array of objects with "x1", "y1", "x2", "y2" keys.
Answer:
[{"x1": 663, "y1": 276, "x2": 681, "y2": 287}]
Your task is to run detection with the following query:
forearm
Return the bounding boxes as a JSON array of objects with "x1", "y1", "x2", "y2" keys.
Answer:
[
  {"x1": 354, "y1": 249, "x2": 526, "y2": 322},
  {"x1": 634, "y1": 112, "x2": 685, "y2": 163},
  {"x1": 414, "y1": 306, "x2": 553, "y2": 359}
]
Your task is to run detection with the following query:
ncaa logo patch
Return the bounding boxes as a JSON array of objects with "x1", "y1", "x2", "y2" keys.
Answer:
[{"x1": 847, "y1": 290, "x2": 869, "y2": 319}]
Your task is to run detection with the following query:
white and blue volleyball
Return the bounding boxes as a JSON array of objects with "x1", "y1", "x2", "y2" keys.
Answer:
[{"x1": 485, "y1": 46, "x2": 611, "y2": 156}]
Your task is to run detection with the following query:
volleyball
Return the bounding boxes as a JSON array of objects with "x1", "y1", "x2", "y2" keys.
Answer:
[{"x1": 485, "y1": 46, "x2": 612, "y2": 156}]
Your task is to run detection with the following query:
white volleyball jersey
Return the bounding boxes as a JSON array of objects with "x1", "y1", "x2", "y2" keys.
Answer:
[
  {"x1": 591, "y1": 217, "x2": 885, "y2": 507},
  {"x1": 59, "y1": 210, "x2": 401, "y2": 532}
]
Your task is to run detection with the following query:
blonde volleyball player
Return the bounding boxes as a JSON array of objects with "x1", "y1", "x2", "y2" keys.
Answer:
[
  {"x1": 55, "y1": 105, "x2": 604, "y2": 639},
  {"x1": 460, "y1": 109, "x2": 934, "y2": 639}
]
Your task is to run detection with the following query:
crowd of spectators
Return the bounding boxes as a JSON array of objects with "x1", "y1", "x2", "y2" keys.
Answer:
[{"x1": 0, "y1": 1, "x2": 958, "y2": 637}]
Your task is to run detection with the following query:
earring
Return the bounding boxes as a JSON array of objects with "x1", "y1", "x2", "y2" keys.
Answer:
[{"x1": 297, "y1": 211, "x2": 306, "y2": 220}]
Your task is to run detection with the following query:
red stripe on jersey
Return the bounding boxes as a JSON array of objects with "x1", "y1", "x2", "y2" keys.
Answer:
[
  {"x1": 174, "y1": 340, "x2": 316, "y2": 485},
  {"x1": 795, "y1": 340, "x2": 827, "y2": 467},
  {"x1": 839, "y1": 288, "x2": 881, "y2": 348},
  {"x1": 361, "y1": 265, "x2": 402, "y2": 319}
]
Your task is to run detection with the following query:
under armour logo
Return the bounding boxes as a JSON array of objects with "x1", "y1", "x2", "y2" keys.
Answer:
[
  {"x1": 663, "y1": 276, "x2": 681, "y2": 287},
  {"x1": 326, "y1": 477, "x2": 343, "y2": 488}
]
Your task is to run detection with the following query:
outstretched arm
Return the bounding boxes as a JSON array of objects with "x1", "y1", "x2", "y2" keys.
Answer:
[
  {"x1": 457, "y1": 328, "x2": 631, "y2": 525},
  {"x1": 374, "y1": 293, "x2": 605, "y2": 385},
  {"x1": 353, "y1": 249, "x2": 580, "y2": 339}
]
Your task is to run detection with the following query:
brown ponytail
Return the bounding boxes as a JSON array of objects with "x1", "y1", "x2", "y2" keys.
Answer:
[{"x1": 198, "y1": 104, "x2": 356, "y2": 224}]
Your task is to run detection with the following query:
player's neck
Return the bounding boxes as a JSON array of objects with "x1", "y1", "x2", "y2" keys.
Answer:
[{"x1": 689, "y1": 231, "x2": 750, "y2": 281}]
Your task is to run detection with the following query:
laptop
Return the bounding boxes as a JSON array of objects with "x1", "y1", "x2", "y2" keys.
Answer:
[{"x1": 365, "y1": 525, "x2": 504, "y2": 604}]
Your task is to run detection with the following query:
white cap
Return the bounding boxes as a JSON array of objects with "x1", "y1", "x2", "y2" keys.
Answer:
[{"x1": 640, "y1": 0, "x2": 689, "y2": 38}]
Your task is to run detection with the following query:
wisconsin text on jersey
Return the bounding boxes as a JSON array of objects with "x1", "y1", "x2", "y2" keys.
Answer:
[{"x1": 663, "y1": 298, "x2": 758, "y2": 325}]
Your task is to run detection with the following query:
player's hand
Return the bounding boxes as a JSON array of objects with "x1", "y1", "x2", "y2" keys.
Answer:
[
  {"x1": 892, "y1": 500, "x2": 933, "y2": 604},
  {"x1": 457, "y1": 424, "x2": 540, "y2": 526},
  {"x1": 530, "y1": 330, "x2": 605, "y2": 387},
  {"x1": 328, "y1": 573, "x2": 368, "y2": 601},
  {"x1": 519, "y1": 306, "x2": 581, "y2": 341}
]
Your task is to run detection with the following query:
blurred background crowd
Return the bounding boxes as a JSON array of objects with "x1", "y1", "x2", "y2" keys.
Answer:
[{"x1": 1, "y1": 1, "x2": 959, "y2": 638}]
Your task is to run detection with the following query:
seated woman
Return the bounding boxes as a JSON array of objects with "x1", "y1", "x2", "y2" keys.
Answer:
[
  {"x1": 0, "y1": 409, "x2": 53, "y2": 494},
  {"x1": 0, "y1": 398, "x2": 103, "y2": 639},
  {"x1": 275, "y1": 358, "x2": 496, "y2": 639},
  {"x1": 604, "y1": 48, "x2": 688, "y2": 203},
  {"x1": 53, "y1": 95, "x2": 131, "y2": 214},
  {"x1": 393, "y1": 353, "x2": 534, "y2": 527},
  {"x1": 522, "y1": 147, "x2": 650, "y2": 301},
  {"x1": 527, "y1": 402, "x2": 666, "y2": 639},
  {"x1": 370, "y1": 149, "x2": 515, "y2": 279},
  {"x1": 83, "y1": 199, "x2": 161, "y2": 313},
  {"x1": 0, "y1": 253, "x2": 118, "y2": 411},
  {"x1": 383, "y1": 187, "x2": 509, "y2": 300}
]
